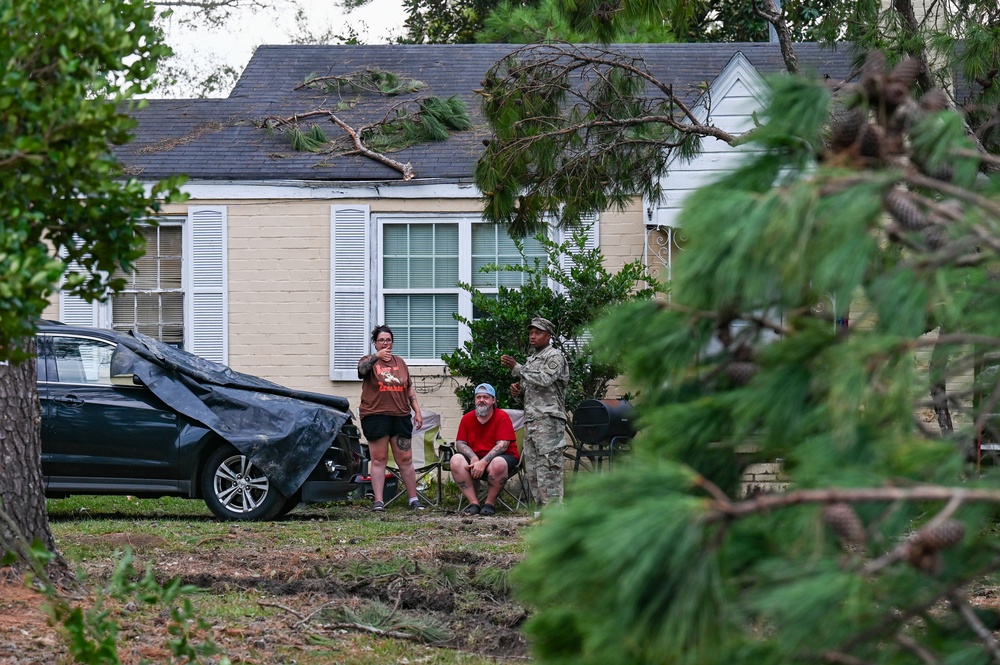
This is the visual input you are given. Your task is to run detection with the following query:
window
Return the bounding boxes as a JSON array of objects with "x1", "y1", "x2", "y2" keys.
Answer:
[
  {"x1": 50, "y1": 336, "x2": 114, "y2": 385},
  {"x1": 330, "y1": 207, "x2": 596, "y2": 376},
  {"x1": 378, "y1": 216, "x2": 547, "y2": 362},
  {"x1": 111, "y1": 222, "x2": 183, "y2": 344},
  {"x1": 60, "y1": 206, "x2": 228, "y2": 364}
]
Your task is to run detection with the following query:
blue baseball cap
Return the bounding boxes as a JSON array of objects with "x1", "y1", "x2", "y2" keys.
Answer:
[{"x1": 474, "y1": 382, "x2": 496, "y2": 398}]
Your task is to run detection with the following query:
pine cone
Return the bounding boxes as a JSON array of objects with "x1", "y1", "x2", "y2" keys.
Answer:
[
  {"x1": 830, "y1": 109, "x2": 865, "y2": 151},
  {"x1": 883, "y1": 80, "x2": 911, "y2": 112},
  {"x1": 861, "y1": 50, "x2": 887, "y2": 81},
  {"x1": 916, "y1": 159, "x2": 955, "y2": 183},
  {"x1": 923, "y1": 225, "x2": 948, "y2": 250},
  {"x1": 884, "y1": 189, "x2": 928, "y2": 230},
  {"x1": 726, "y1": 361, "x2": 759, "y2": 386},
  {"x1": 858, "y1": 123, "x2": 884, "y2": 160},
  {"x1": 919, "y1": 88, "x2": 950, "y2": 112},
  {"x1": 861, "y1": 50, "x2": 887, "y2": 102},
  {"x1": 824, "y1": 503, "x2": 867, "y2": 548},
  {"x1": 888, "y1": 57, "x2": 922, "y2": 87},
  {"x1": 916, "y1": 519, "x2": 965, "y2": 550},
  {"x1": 903, "y1": 519, "x2": 964, "y2": 574},
  {"x1": 904, "y1": 546, "x2": 941, "y2": 574},
  {"x1": 888, "y1": 100, "x2": 923, "y2": 136}
]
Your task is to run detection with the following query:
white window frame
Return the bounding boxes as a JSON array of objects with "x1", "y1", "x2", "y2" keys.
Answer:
[
  {"x1": 376, "y1": 213, "x2": 472, "y2": 365},
  {"x1": 110, "y1": 217, "x2": 184, "y2": 344}
]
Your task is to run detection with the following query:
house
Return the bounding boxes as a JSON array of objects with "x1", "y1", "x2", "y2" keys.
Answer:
[{"x1": 45, "y1": 43, "x2": 857, "y2": 435}]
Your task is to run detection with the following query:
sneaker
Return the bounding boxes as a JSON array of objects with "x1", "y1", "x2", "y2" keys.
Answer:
[
  {"x1": 480, "y1": 504, "x2": 496, "y2": 517},
  {"x1": 408, "y1": 498, "x2": 425, "y2": 511},
  {"x1": 372, "y1": 501, "x2": 385, "y2": 512},
  {"x1": 462, "y1": 504, "x2": 480, "y2": 515}
]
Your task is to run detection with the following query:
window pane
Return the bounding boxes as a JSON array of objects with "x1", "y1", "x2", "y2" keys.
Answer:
[
  {"x1": 498, "y1": 270, "x2": 523, "y2": 287},
  {"x1": 435, "y1": 224, "x2": 459, "y2": 254},
  {"x1": 471, "y1": 226, "x2": 493, "y2": 254},
  {"x1": 384, "y1": 225, "x2": 407, "y2": 254},
  {"x1": 52, "y1": 337, "x2": 114, "y2": 385},
  {"x1": 383, "y1": 257, "x2": 409, "y2": 289},
  {"x1": 384, "y1": 296, "x2": 409, "y2": 327},
  {"x1": 409, "y1": 257, "x2": 435, "y2": 288},
  {"x1": 409, "y1": 225, "x2": 434, "y2": 254},
  {"x1": 434, "y1": 257, "x2": 459, "y2": 288}
]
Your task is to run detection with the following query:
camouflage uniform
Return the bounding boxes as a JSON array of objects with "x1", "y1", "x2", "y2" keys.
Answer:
[{"x1": 512, "y1": 343, "x2": 569, "y2": 505}]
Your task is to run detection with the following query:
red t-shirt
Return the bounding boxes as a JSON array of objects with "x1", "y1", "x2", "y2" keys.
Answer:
[{"x1": 456, "y1": 409, "x2": 519, "y2": 461}]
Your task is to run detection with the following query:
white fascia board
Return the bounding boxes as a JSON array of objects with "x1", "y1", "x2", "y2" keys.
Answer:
[
  {"x1": 689, "y1": 51, "x2": 770, "y2": 126},
  {"x1": 143, "y1": 179, "x2": 483, "y2": 200}
]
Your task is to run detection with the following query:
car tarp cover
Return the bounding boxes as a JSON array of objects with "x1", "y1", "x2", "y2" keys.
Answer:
[{"x1": 110, "y1": 331, "x2": 351, "y2": 498}]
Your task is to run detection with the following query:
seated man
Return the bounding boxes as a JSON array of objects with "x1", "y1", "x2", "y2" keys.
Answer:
[{"x1": 450, "y1": 382, "x2": 520, "y2": 516}]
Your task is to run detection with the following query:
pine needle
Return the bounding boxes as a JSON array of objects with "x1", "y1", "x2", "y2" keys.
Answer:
[{"x1": 314, "y1": 599, "x2": 449, "y2": 643}]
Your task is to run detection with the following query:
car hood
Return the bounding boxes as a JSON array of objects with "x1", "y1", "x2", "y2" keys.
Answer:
[{"x1": 110, "y1": 331, "x2": 350, "y2": 498}]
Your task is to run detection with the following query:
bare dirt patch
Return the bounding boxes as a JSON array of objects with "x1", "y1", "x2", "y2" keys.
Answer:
[{"x1": 0, "y1": 507, "x2": 534, "y2": 664}]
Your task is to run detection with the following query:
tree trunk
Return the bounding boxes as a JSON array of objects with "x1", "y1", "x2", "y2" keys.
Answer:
[
  {"x1": 929, "y1": 331, "x2": 954, "y2": 433},
  {"x1": 0, "y1": 338, "x2": 63, "y2": 577}
]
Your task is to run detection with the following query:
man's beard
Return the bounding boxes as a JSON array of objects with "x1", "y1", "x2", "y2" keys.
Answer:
[{"x1": 475, "y1": 403, "x2": 492, "y2": 418}]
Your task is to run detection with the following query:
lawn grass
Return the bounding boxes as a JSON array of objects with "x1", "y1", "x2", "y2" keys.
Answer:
[{"x1": 43, "y1": 494, "x2": 533, "y2": 663}]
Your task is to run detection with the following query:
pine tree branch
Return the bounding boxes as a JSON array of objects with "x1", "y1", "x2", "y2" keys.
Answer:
[
  {"x1": 948, "y1": 590, "x2": 1000, "y2": 662},
  {"x1": 822, "y1": 652, "x2": 874, "y2": 665},
  {"x1": 495, "y1": 43, "x2": 724, "y2": 131},
  {"x1": 500, "y1": 113, "x2": 737, "y2": 146},
  {"x1": 752, "y1": 0, "x2": 799, "y2": 75},
  {"x1": 261, "y1": 110, "x2": 415, "y2": 179},
  {"x1": 862, "y1": 495, "x2": 963, "y2": 575},
  {"x1": 895, "y1": 634, "x2": 940, "y2": 665},
  {"x1": 710, "y1": 487, "x2": 1000, "y2": 523},
  {"x1": 315, "y1": 622, "x2": 427, "y2": 642},
  {"x1": 889, "y1": 0, "x2": 936, "y2": 92},
  {"x1": 332, "y1": 114, "x2": 414, "y2": 180}
]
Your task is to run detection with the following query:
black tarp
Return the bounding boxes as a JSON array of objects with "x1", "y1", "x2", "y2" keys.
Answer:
[{"x1": 110, "y1": 331, "x2": 350, "y2": 497}]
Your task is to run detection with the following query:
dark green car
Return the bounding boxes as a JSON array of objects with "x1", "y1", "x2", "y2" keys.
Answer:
[{"x1": 36, "y1": 323, "x2": 363, "y2": 520}]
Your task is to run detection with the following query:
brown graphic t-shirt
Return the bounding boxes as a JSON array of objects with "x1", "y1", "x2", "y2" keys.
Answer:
[{"x1": 359, "y1": 355, "x2": 413, "y2": 418}]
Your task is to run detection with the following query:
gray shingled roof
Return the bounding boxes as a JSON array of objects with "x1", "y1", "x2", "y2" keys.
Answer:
[{"x1": 117, "y1": 43, "x2": 857, "y2": 184}]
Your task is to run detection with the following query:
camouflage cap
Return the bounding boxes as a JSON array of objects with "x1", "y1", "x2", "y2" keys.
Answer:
[{"x1": 528, "y1": 316, "x2": 555, "y2": 334}]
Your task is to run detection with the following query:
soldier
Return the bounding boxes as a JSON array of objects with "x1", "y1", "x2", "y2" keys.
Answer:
[{"x1": 501, "y1": 316, "x2": 569, "y2": 507}]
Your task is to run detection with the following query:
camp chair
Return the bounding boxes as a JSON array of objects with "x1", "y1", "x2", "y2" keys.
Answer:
[
  {"x1": 441, "y1": 408, "x2": 530, "y2": 512},
  {"x1": 447, "y1": 445, "x2": 531, "y2": 513},
  {"x1": 383, "y1": 409, "x2": 446, "y2": 508}
]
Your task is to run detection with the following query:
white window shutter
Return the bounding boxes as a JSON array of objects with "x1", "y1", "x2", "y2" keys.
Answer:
[
  {"x1": 185, "y1": 206, "x2": 228, "y2": 364},
  {"x1": 330, "y1": 205, "x2": 371, "y2": 381},
  {"x1": 558, "y1": 212, "x2": 600, "y2": 283},
  {"x1": 58, "y1": 241, "x2": 100, "y2": 327}
]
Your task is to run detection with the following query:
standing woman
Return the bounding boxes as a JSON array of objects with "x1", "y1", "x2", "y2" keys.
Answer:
[{"x1": 358, "y1": 325, "x2": 425, "y2": 511}]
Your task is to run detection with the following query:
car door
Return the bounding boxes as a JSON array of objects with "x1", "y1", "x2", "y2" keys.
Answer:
[{"x1": 39, "y1": 333, "x2": 180, "y2": 486}]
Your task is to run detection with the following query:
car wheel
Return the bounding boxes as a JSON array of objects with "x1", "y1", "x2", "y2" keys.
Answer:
[{"x1": 201, "y1": 446, "x2": 287, "y2": 521}]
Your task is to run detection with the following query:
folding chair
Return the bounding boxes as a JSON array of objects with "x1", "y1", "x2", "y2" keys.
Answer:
[
  {"x1": 451, "y1": 451, "x2": 531, "y2": 513},
  {"x1": 384, "y1": 410, "x2": 447, "y2": 508}
]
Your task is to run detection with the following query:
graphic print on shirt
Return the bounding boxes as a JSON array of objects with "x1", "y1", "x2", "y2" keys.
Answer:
[{"x1": 378, "y1": 366, "x2": 404, "y2": 392}]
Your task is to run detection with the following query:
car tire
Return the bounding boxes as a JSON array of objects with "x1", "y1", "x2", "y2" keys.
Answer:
[
  {"x1": 274, "y1": 492, "x2": 302, "y2": 519},
  {"x1": 201, "y1": 445, "x2": 287, "y2": 521}
]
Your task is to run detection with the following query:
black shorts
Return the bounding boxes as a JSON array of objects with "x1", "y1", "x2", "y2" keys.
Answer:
[
  {"x1": 361, "y1": 414, "x2": 413, "y2": 441},
  {"x1": 456, "y1": 452, "x2": 519, "y2": 477}
]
